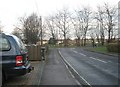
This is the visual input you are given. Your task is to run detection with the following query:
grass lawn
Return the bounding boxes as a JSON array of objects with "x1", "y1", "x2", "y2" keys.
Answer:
[
  {"x1": 88, "y1": 46, "x2": 108, "y2": 53},
  {"x1": 88, "y1": 46, "x2": 119, "y2": 55},
  {"x1": 49, "y1": 45, "x2": 77, "y2": 48}
]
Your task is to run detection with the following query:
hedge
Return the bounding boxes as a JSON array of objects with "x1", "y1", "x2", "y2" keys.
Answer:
[{"x1": 106, "y1": 43, "x2": 120, "y2": 53}]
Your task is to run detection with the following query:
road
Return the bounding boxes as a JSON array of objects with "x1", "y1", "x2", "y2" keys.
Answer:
[
  {"x1": 58, "y1": 48, "x2": 119, "y2": 86},
  {"x1": 2, "y1": 48, "x2": 119, "y2": 86},
  {"x1": 40, "y1": 48, "x2": 78, "y2": 85}
]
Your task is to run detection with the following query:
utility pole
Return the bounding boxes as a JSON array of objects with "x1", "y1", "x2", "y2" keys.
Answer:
[{"x1": 40, "y1": 16, "x2": 43, "y2": 46}]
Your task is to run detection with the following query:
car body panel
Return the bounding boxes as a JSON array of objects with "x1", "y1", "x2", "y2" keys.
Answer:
[{"x1": 0, "y1": 33, "x2": 32, "y2": 80}]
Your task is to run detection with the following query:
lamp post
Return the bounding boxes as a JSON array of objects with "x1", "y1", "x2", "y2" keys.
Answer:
[{"x1": 40, "y1": 16, "x2": 43, "y2": 46}]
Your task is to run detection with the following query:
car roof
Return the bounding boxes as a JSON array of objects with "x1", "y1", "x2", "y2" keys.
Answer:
[{"x1": 0, "y1": 33, "x2": 17, "y2": 38}]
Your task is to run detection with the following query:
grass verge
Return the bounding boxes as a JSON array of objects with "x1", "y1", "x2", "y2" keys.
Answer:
[{"x1": 89, "y1": 46, "x2": 108, "y2": 53}]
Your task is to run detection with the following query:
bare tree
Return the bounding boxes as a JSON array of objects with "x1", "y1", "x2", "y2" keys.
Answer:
[
  {"x1": 45, "y1": 15, "x2": 59, "y2": 44},
  {"x1": 89, "y1": 23, "x2": 102, "y2": 47},
  {"x1": 19, "y1": 13, "x2": 41, "y2": 44},
  {"x1": 12, "y1": 27, "x2": 23, "y2": 40},
  {"x1": 104, "y1": 3, "x2": 117, "y2": 43},
  {"x1": 45, "y1": 15, "x2": 58, "y2": 39},
  {"x1": 90, "y1": 32, "x2": 96, "y2": 47},
  {"x1": 73, "y1": 22, "x2": 82, "y2": 46},
  {"x1": 54, "y1": 8, "x2": 71, "y2": 46},
  {"x1": 0, "y1": 22, "x2": 3, "y2": 33},
  {"x1": 94, "y1": 22, "x2": 101, "y2": 44},
  {"x1": 94, "y1": 6, "x2": 105, "y2": 45},
  {"x1": 75, "y1": 7, "x2": 92, "y2": 46},
  {"x1": 71, "y1": 13, "x2": 83, "y2": 46}
]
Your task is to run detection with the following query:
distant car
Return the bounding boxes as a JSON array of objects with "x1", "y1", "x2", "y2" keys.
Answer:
[{"x1": 0, "y1": 33, "x2": 33, "y2": 84}]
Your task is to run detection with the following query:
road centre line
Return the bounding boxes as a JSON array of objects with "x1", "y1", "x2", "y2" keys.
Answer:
[
  {"x1": 71, "y1": 50, "x2": 87, "y2": 57},
  {"x1": 71, "y1": 49, "x2": 107, "y2": 63},
  {"x1": 79, "y1": 53, "x2": 86, "y2": 57},
  {"x1": 108, "y1": 60, "x2": 113, "y2": 63},
  {"x1": 73, "y1": 50, "x2": 78, "y2": 54},
  {"x1": 89, "y1": 57, "x2": 107, "y2": 63}
]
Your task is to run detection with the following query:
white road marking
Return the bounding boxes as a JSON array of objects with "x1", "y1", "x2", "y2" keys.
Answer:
[
  {"x1": 73, "y1": 50, "x2": 78, "y2": 54},
  {"x1": 71, "y1": 49, "x2": 87, "y2": 57},
  {"x1": 61, "y1": 53, "x2": 78, "y2": 84},
  {"x1": 79, "y1": 53, "x2": 86, "y2": 57},
  {"x1": 70, "y1": 48, "x2": 111, "y2": 64},
  {"x1": 108, "y1": 61, "x2": 112, "y2": 63},
  {"x1": 59, "y1": 51, "x2": 92, "y2": 86},
  {"x1": 71, "y1": 48, "x2": 75, "y2": 50},
  {"x1": 71, "y1": 48, "x2": 107, "y2": 64},
  {"x1": 89, "y1": 57, "x2": 107, "y2": 63},
  {"x1": 75, "y1": 79, "x2": 81, "y2": 85},
  {"x1": 65, "y1": 62, "x2": 81, "y2": 85},
  {"x1": 69, "y1": 70, "x2": 75, "y2": 78},
  {"x1": 71, "y1": 48, "x2": 77, "y2": 53}
]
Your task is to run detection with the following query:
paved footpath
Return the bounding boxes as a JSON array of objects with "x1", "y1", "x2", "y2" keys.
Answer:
[
  {"x1": 3, "y1": 61, "x2": 44, "y2": 86},
  {"x1": 40, "y1": 48, "x2": 78, "y2": 85}
]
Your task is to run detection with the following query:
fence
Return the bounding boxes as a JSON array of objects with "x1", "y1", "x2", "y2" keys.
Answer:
[{"x1": 26, "y1": 45, "x2": 42, "y2": 61}]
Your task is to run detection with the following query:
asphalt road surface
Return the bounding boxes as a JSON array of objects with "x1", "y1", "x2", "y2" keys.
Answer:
[
  {"x1": 3, "y1": 61, "x2": 44, "y2": 86},
  {"x1": 40, "y1": 48, "x2": 78, "y2": 85},
  {"x1": 58, "y1": 48, "x2": 119, "y2": 86}
]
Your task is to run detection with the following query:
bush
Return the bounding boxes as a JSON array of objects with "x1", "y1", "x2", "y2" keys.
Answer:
[{"x1": 106, "y1": 43, "x2": 120, "y2": 53}]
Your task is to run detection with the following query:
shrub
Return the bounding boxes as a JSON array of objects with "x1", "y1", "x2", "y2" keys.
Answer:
[{"x1": 106, "y1": 43, "x2": 120, "y2": 53}]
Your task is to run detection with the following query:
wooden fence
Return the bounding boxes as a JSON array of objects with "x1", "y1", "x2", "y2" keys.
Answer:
[{"x1": 26, "y1": 45, "x2": 42, "y2": 61}]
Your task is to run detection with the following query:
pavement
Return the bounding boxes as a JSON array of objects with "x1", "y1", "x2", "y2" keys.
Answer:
[
  {"x1": 3, "y1": 61, "x2": 45, "y2": 86},
  {"x1": 3, "y1": 48, "x2": 79, "y2": 86},
  {"x1": 40, "y1": 48, "x2": 78, "y2": 85}
]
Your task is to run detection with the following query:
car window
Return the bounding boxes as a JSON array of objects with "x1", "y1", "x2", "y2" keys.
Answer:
[
  {"x1": 0, "y1": 37, "x2": 11, "y2": 51},
  {"x1": 18, "y1": 39, "x2": 26, "y2": 51},
  {"x1": 13, "y1": 36, "x2": 26, "y2": 51}
]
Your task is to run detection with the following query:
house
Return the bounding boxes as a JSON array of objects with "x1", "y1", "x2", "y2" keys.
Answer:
[{"x1": 37, "y1": 40, "x2": 48, "y2": 45}]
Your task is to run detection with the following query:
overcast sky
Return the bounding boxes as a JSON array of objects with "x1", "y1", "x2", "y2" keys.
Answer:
[{"x1": 0, "y1": 0, "x2": 119, "y2": 33}]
